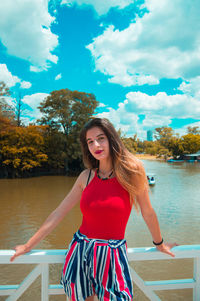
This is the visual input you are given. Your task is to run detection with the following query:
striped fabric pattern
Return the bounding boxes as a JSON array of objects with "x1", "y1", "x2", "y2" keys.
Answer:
[{"x1": 60, "y1": 231, "x2": 133, "y2": 301}]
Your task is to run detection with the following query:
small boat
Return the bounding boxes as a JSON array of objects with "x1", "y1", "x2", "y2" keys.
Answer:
[
  {"x1": 147, "y1": 173, "x2": 155, "y2": 185},
  {"x1": 167, "y1": 159, "x2": 184, "y2": 162}
]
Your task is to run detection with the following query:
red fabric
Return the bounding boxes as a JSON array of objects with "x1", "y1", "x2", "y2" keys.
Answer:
[
  {"x1": 63, "y1": 241, "x2": 77, "y2": 276},
  {"x1": 114, "y1": 248, "x2": 125, "y2": 291},
  {"x1": 79, "y1": 171, "x2": 132, "y2": 240},
  {"x1": 71, "y1": 282, "x2": 76, "y2": 301}
]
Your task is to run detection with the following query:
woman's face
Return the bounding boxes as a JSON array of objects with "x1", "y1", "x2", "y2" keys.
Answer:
[{"x1": 86, "y1": 126, "x2": 110, "y2": 161}]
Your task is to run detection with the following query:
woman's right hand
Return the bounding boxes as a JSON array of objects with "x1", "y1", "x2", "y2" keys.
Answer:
[{"x1": 10, "y1": 244, "x2": 30, "y2": 262}]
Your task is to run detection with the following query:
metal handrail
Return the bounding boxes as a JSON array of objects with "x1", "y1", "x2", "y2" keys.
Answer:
[{"x1": 0, "y1": 245, "x2": 200, "y2": 301}]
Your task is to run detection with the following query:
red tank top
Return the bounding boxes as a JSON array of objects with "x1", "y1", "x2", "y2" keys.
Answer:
[{"x1": 79, "y1": 170, "x2": 132, "y2": 239}]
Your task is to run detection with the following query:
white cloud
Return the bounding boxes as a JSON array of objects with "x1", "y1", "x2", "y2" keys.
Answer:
[
  {"x1": 3, "y1": 92, "x2": 48, "y2": 125},
  {"x1": 55, "y1": 73, "x2": 62, "y2": 80},
  {"x1": 61, "y1": 0, "x2": 132, "y2": 15},
  {"x1": 30, "y1": 66, "x2": 44, "y2": 73},
  {"x1": 0, "y1": 64, "x2": 20, "y2": 87},
  {"x1": 97, "y1": 103, "x2": 140, "y2": 137},
  {"x1": 87, "y1": 0, "x2": 200, "y2": 86},
  {"x1": 173, "y1": 121, "x2": 200, "y2": 138},
  {"x1": 2, "y1": 96, "x2": 15, "y2": 109},
  {"x1": 22, "y1": 93, "x2": 49, "y2": 122},
  {"x1": 0, "y1": 64, "x2": 32, "y2": 90},
  {"x1": 0, "y1": 0, "x2": 58, "y2": 71},
  {"x1": 141, "y1": 114, "x2": 172, "y2": 130},
  {"x1": 178, "y1": 77, "x2": 200, "y2": 99},
  {"x1": 98, "y1": 91, "x2": 200, "y2": 139},
  {"x1": 125, "y1": 91, "x2": 200, "y2": 121},
  {"x1": 98, "y1": 102, "x2": 106, "y2": 107},
  {"x1": 20, "y1": 81, "x2": 32, "y2": 89}
]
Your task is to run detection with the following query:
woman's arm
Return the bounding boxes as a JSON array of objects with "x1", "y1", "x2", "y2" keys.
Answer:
[
  {"x1": 136, "y1": 187, "x2": 177, "y2": 257},
  {"x1": 10, "y1": 170, "x2": 87, "y2": 262}
]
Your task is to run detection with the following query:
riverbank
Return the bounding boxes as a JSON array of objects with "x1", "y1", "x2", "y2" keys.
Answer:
[{"x1": 135, "y1": 154, "x2": 163, "y2": 161}]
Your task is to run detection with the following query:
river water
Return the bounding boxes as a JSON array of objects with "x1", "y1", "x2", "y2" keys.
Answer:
[{"x1": 0, "y1": 160, "x2": 200, "y2": 300}]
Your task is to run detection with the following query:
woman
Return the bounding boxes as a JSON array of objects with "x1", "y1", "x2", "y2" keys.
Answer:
[{"x1": 10, "y1": 118, "x2": 177, "y2": 301}]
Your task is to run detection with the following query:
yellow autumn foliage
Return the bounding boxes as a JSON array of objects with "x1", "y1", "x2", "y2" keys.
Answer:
[{"x1": 0, "y1": 125, "x2": 48, "y2": 174}]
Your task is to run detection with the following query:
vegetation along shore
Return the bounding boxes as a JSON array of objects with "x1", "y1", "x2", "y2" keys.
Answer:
[{"x1": 0, "y1": 81, "x2": 200, "y2": 178}]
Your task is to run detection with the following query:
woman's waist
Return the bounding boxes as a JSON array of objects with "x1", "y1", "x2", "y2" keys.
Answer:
[{"x1": 75, "y1": 229, "x2": 126, "y2": 247}]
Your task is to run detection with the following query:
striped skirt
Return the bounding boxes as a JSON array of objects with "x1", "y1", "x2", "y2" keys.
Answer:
[{"x1": 60, "y1": 230, "x2": 133, "y2": 301}]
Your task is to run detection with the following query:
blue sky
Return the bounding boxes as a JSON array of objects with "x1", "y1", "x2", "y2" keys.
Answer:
[{"x1": 0, "y1": 0, "x2": 200, "y2": 140}]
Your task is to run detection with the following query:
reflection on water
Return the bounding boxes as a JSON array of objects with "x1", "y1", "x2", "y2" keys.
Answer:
[{"x1": 0, "y1": 161, "x2": 200, "y2": 300}]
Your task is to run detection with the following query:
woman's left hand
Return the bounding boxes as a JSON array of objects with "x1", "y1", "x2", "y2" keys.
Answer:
[{"x1": 156, "y1": 242, "x2": 178, "y2": 257}]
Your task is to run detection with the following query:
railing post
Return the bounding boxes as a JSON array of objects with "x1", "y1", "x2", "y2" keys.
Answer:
[
  {"x1": 5, "y1": 265, "x2": 41, "y2": 301},
  {"x1": 41, "y1": 263, "x2": 49, "y2": 301},
  {"x1": 130, "y1": 267, "x2": 161, "y2": 301},
  {"x1": 193, "y1": 257, "x2": 200, "y2": 301}
]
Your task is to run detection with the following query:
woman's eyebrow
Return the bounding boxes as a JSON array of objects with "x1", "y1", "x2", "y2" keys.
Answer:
[{"x1": 86, "y1": 133, "x2": 105, "y2": 142}]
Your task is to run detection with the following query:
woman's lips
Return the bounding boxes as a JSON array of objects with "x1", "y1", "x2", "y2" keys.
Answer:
[{"x1": 95, "y1": 150, "x2": 103, "y2": 154}]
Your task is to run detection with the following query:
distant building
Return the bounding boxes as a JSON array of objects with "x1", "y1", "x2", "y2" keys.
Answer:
[
  {"x1": 182, "y1": 150, "x2": 200, "y2": 162},
  {"x1": 147, "y1": 130, "x2": 153, "y2": 141}
]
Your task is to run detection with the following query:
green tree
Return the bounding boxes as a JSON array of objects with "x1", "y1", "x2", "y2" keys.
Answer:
[
  {"x1": 43, "y1": 127, "x2": 67, "y2": 170},
  {"x1": 38, "y1": 89, "x2": 98, "y2": 134},
  {"x1": 136, "y1": 139, "x2": 146, "y2": 153},
  {"x1": 156, "y1": 147, "x2": 172, "y2": 160},
  {"x1": 154, "y1": 126, "x2": 174, "y2": 148},
  {"x1": 180, "y1": 133, "x2": 200, "y2": 154},
  {"x1": 122, "y1": 136, "x2": 137, "y2": 154},
  {"x1": 143, "y1": 141, "x2": 158, "y2": 155},
  {"x1": 168, "y1": 136, "x2": 184, "y2": 158},
  {"x1": 38, "y1": 88, "x2": 99, "y2": 173}
]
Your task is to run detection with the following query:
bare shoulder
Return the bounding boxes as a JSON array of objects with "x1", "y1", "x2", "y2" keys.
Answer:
[{"x1": 78, "y1": 169, "x2": 95, "y2": 190}]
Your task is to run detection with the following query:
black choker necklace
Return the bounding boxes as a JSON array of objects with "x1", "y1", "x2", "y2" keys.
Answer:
[{"x1": 97, "y1": 168, "x2": 113, "y2": 180}]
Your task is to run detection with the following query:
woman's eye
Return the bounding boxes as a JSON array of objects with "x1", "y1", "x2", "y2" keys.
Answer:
[{"x1": 88, "y1": 141, "x2": 93, "y2": 145}]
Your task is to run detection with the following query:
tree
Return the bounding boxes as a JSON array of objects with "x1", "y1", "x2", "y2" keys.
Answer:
[
  {"x1": 0, "y1": 81, "x2": 10, "y2": 98},
  {"x1": 180, "y1": 133, "x2": 200, "y2": 154},
  {"x1": 11, "y1": 90, "x2": 31, "y2": 127},
  {"x1": 38, "y1": 88, "x2": 99, "y2": 173},
  {"x1": 187, "y1": 126, "x2": 200, "y2": 135},
  {"x1": 12, "y1": 92, "x2": 25, "y2": 127},
  {"x1": 0, "y1": 115, "x2": 15, "y2": 133},
  {"x1": 43, "y1": 127, "x2": 67, "y2": 170},
  {"x1": 143, "y1": 140, "x2": 158, "y2": 155},
  {"x1": 168, "y1": 136, "x2": 184, "y2": 158},
  {"x1": 156, "y1": 147, "x2": 172, "y2": 160},
  {"x1": 38, "y1": 89, "x2": 98, "y2": 133},
  {"x1": 154, "y1": 126, "x2": 174, "y2": 148},
  {"x1": 136, "y1": 139, "x2": 146, "y2": 153},
  {"x1": 0, "y1": 125, "x2": 48, "y2": 178},
  {"x1": 0, "y1": 82, "x2": 15, "y2": 121},
  {"x1": 122, "y1": 136, "x2": 137, "y2": 154}
]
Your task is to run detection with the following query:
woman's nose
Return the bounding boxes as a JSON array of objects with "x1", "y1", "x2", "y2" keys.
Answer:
[{"x1": 94, "y1": 139, "x2": 100, "y2": 146}]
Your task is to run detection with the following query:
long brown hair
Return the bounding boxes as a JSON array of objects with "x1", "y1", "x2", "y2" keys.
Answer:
[{"x1": 80, "y1": 118, "x2": 148, "y2": 210}]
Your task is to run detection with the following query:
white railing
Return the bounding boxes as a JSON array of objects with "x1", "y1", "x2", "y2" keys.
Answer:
[{"x1": 0, "y1": 245, "x2": 200, "y2": 301}]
